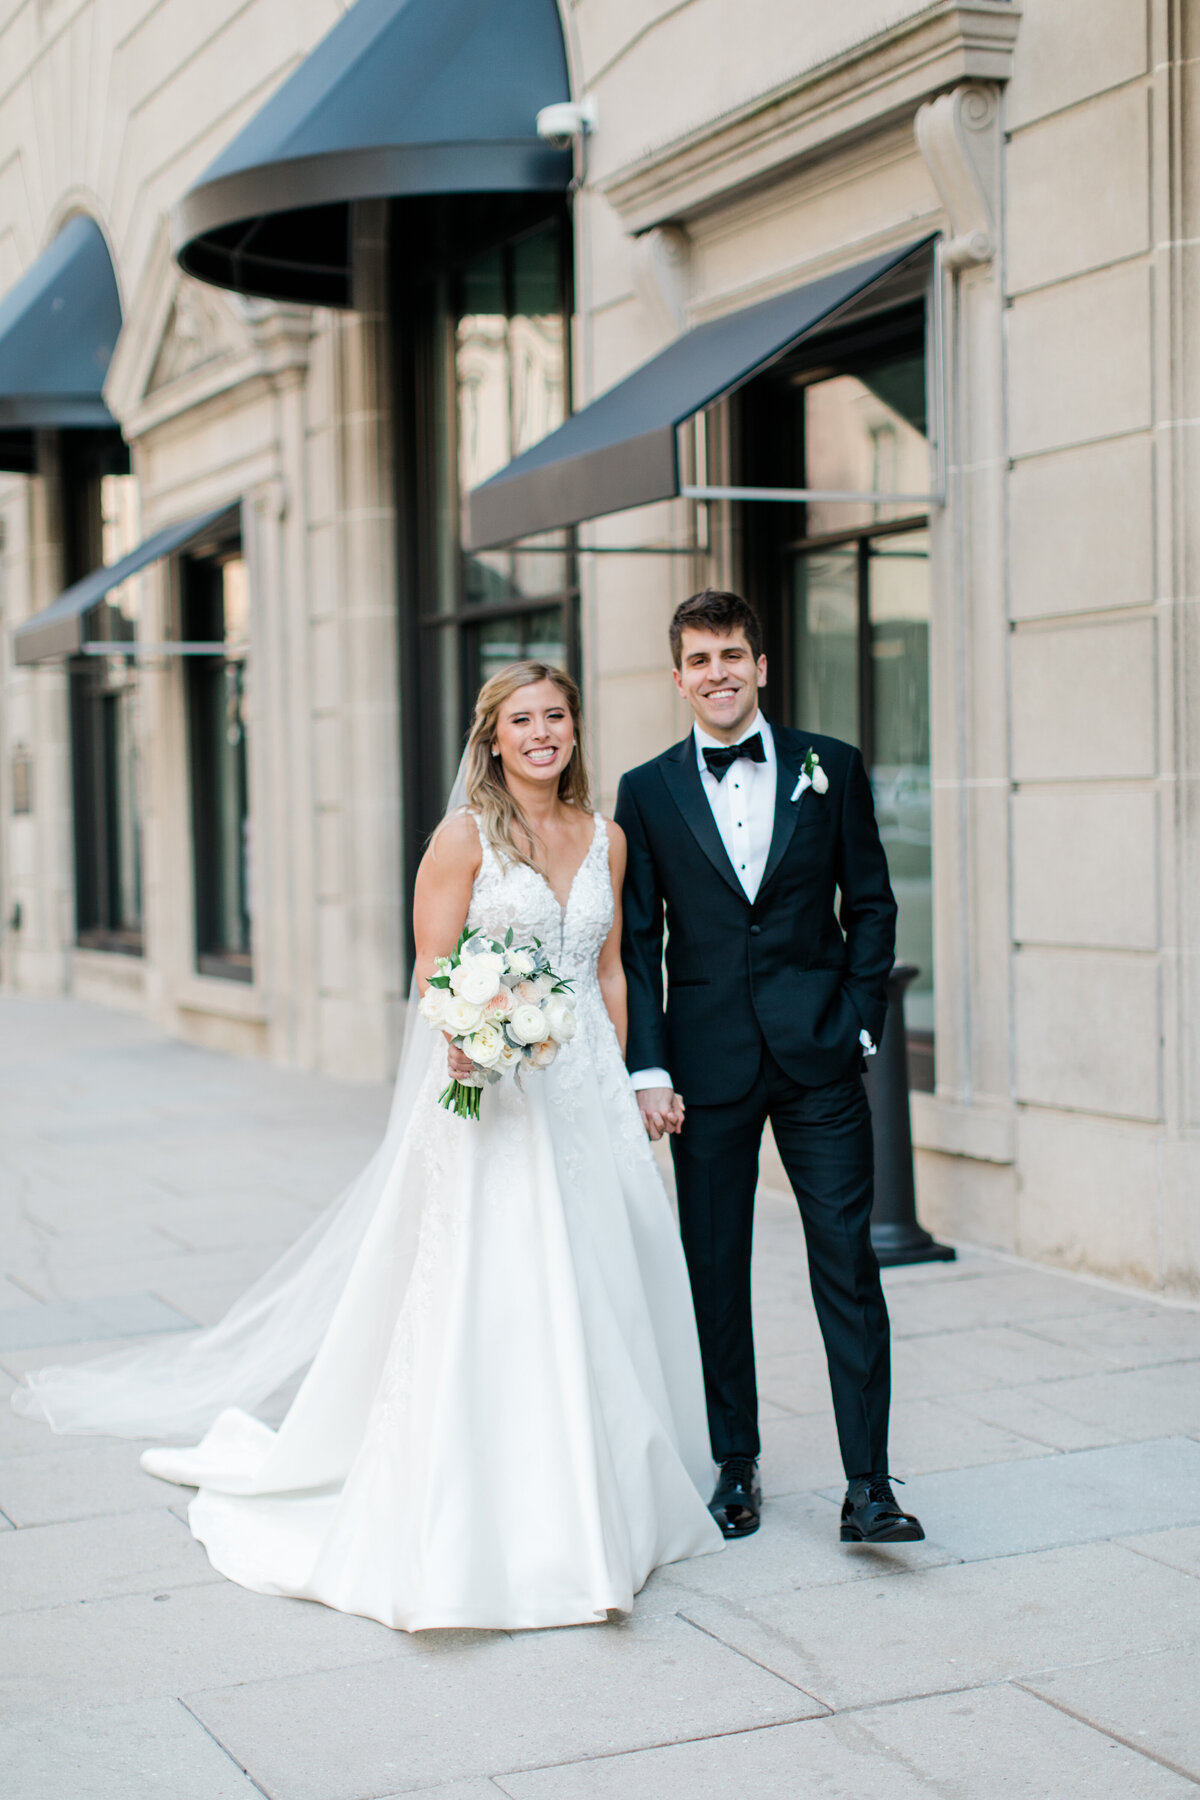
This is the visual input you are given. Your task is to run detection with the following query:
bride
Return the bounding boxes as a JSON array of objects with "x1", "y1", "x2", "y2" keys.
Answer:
[{"x1": 13, "y1": 660, "x2": 722, "y2": 1631}]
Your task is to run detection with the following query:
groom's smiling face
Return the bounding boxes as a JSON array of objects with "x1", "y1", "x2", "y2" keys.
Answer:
[{"x1": 673, "y1": 628, "x2": 768, "y2": 743}]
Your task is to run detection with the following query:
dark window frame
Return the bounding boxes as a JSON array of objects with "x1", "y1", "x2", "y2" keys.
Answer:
[
  {"x1": 61, "y1": 428, "x2": 145, "y2": 956},
  {"x1": 392, "y1": 196, "x2": 577, "y2": 962},
  {"x1": 737, "y1": 300, "x2": 935, "y2": 1091},
  {"x1": 180, "y1": 530, "x2": 254, "y2": 985}
]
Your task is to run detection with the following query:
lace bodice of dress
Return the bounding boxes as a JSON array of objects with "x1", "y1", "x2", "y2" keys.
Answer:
[{"x1": 464, "y1": 811, "x2": 613, "y2": 995}]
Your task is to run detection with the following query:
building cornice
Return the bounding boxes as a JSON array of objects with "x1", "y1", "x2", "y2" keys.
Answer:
[{"x1": 597, "y1": 1, "x2": 1020, "y2": 234}]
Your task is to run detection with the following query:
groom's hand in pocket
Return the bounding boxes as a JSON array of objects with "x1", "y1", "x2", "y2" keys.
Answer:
[{"x1": 638, "y1": 1087, "x2": 686, "y2": 1140}]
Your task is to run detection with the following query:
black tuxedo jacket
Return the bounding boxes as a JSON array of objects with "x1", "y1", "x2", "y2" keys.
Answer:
[{"x1": 615, "y1": 722, "x2": 897, "y2": 1106}]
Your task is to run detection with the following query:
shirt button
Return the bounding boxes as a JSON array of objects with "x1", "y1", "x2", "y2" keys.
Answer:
[{"x1": 750, "y1": 925, "x2": 762, "y2": 936}]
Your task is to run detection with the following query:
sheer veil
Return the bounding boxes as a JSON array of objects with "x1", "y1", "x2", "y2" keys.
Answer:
[{"x1": 11, "y1": 754, "x2": 474, "y2": 1439}]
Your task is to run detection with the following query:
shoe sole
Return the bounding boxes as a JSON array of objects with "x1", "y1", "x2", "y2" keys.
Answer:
[
  {"x1": 840, "y1": 1523, "x2": 925, "y2": 1544},
  {"x1": 719, "y1": 1512, "x2": 766, "y2": 1540}
]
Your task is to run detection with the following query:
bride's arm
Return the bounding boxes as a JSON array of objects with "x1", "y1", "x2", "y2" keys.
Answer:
[
  {"x1": 597, "y1": 821, "x2": 629, "y2": 1057},
  {"x1": 412, "y1": 813, "x2": 483, "y2": 1079}
]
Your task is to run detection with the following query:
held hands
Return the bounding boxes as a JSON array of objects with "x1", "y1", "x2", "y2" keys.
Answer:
[{"x1": 637, "y1": 1086, "x2": 686, "y2": 1141}]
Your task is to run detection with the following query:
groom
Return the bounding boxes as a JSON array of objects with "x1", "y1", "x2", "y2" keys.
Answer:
[{"x1": 615, "y1": 588, "x2": 923, "y2": 1546}]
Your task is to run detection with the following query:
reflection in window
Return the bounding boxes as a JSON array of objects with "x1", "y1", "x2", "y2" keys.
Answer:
[
  {"x1": 779, "y1": 333, "x2": 934, "y2": 1083},
  {"x1": 69, "y1": 463, "x2": 144, "y2": 954},
  {"x1": 183, "y1": 543, "x2": 252, "y2": 982},
  {"x1": 408, "y1": 205, "x2": 577, "y2": 859}
]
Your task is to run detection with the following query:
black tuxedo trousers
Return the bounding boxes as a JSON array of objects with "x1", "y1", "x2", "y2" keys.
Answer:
[
  {"x1": 672, "y1": 1048, "x2": 889, "y2": 1473},
  {"x1": 615, "y1": 724, "x2": 898, "y2": 1477}
]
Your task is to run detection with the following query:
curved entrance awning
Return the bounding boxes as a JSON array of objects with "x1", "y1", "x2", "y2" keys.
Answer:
[
  {"x1": 0, "y1": 216, "x2": 122, "y2": 473},
  {"x1": 467, "y1": 242, "x2": 932, "y2": 552},
  {"x1": 172, "y1": 0, "x2": 572, "y2": 308}
]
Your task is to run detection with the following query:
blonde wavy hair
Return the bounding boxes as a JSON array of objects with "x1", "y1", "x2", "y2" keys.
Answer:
[{"x1": 460, "y1": 661, "x2": 592, "y2": 872}]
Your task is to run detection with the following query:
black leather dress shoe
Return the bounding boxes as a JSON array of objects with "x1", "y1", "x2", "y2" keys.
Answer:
[
  {"x1": 840, "y1": 1474, "x2": 924, "y2": 1543},
  {"x1": 709, "y1": 1455, "x2": 762, "y2": 1538}
]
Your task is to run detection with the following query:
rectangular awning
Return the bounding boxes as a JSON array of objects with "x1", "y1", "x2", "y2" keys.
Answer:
[
  {"x1": 467, "y1": 240, "x2": 929, "y2": 552},
  {"x1": 14, "y1": 506, "x2": 237, "y2": 664}
]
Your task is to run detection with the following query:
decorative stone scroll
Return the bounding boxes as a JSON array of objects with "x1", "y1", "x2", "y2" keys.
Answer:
[
  {"x1": 631, "y1": 224, "x2": 691, "y2": 336},
  {"x1": 915, "y1": 83, "x2": 1002, "y2": 272}
]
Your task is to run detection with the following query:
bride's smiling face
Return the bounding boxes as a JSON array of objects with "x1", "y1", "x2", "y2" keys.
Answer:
[{"x1": 492, "y1": 680, "x2": 575, "y2": 788}]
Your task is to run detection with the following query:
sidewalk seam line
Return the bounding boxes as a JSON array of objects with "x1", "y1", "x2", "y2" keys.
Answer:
[{"x1": 1013, "y1": 1680, "x2": 1200, "y2": 1788}]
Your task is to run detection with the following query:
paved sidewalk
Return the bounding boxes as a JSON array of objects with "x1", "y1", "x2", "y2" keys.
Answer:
[{"x1": 2, "y1": 995, "x2": 1199, "y2": 1800}]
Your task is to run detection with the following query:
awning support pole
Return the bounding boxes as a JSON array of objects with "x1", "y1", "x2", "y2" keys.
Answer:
[{"x1": 680, "y1": 485, "x2": 944, "y2": 506}]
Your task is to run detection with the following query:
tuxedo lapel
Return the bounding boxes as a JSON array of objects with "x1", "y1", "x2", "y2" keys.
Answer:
[
  {"x1": 758, "y1": 726, "x2": 807, "y2": 898},
  {"x1": 657, "y1": 738, "x2": 747, "y2": 903}
]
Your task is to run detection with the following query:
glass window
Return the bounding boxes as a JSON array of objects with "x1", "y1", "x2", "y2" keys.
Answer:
[
  {"x1": 742, "y1": 304, "x2": 935, "y2": 1088},
  {"x1": 399, "y1": 203, "x2": 577, "y2": 872},
  {"x1": 64, "y1": 443, "x2": 144, "y2": 955},
  {"x1": 182, "y1": 542, "x2": 253, "y2": 982}
]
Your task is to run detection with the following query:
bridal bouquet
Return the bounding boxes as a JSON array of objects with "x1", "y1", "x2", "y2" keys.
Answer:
[{"x1": 419, "y1": 927, "x2": 577, "y2": 1120}]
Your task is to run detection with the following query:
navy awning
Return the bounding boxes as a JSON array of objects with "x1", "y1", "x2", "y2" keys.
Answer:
[
  {"x1": 172, "y1": 0, "x2": 571, "y2": 308},
  {"x1": 14, "y1": 507, "x2": 236, "y2": 664},
  {"x1": 0, "y1": 217, "x2": 122, "y2": 472},
  {"x1": 467, "y1": 242, "x2": 928, "y2": 552}
]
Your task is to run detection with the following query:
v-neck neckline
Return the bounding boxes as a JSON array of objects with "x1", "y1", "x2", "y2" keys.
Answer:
[{"x1": 538, "y1": 813, "x2": 601, "y2": 913}]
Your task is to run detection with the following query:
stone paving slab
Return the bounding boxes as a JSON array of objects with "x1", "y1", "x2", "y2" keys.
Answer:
[
  {"x1": 676, "y1": 1540, "x2": 1200, "y2": 1711},
  {"x1": 992, "y1": 1360, "x2": 1200, "y2": 1440},
  {"x1": 943, "y1": 1381, "x2": 1130, "y2": 1451},
  {"x1": 4, "y1": 997, "x2": 1200, "y2": 1800},
  {"x1": 835, "y1": 1435, "x2": 1200, "y2": 1562},
  {"x1": 493, "y1": 1683, "x2": 1199, "y2": 1800},
  {"x1": 1019, "y1": 1304, "x2": 1200, "y2": 1369},
  {"x1": 1118, "y1": 1522, "x2": 1200, "y2": 1578},
  {"x1": 0, "y1": 1293, "x2": 194, "y2": 1352},
  {"x1": 0, "y1": 1697, "x2": 263, "y2": 1800},
  {"x1": 651, "y1": 1488, "x2": 958, "y2": 1604},
  {"x1": 184, "y1": 1610, "x2": 826, "y2": 1800},
  {"x1": 0, "y1": 1580, "x2": 409, "y2": 1716},
  {"x1": 884, "y1": 1270, "x2": 1145, "y2": 1336},
  {"x1": 0, "y1": 1508, "x2": 219, "y2": 1613},
  {"x1": 1023, "y1": 1647, "x2": 1200, "y2": 1782}
]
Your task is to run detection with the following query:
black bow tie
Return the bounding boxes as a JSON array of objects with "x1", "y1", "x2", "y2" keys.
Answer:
[{"x1": 702, "y1": 732, "x2": 766, "y2": 781}]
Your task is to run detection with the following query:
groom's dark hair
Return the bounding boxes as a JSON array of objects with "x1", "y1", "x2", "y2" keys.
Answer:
[{"x1": 669, "y1": 589, "x2": 764, "y2": 668}]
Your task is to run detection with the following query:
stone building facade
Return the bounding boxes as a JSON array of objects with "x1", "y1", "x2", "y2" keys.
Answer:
[{"x1": 0, "y1": 0, "x2": 1195, "y2": 1297}]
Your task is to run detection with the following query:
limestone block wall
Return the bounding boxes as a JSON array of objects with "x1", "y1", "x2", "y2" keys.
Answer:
[{"x1": 0, "y1": 0, "x2": 403, "y2": 1082}]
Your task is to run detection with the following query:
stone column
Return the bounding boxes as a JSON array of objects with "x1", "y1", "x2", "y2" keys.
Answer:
[{"x1": 913, "y1": 82, "x2": 1018, "y2": 1227}]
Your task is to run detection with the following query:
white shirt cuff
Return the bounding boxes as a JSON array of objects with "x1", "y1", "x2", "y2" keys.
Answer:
[
  {"x1": 630, "y1": 1068, "x2": 673, "y2": 1091},
  {"x1": 860, "y1": 1030, "x2": 877, "y2": 1056}
]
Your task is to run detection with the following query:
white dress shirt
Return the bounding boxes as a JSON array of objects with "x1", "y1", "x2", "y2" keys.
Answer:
[{"x1": 631, "y1": 709, "x2": 875, "y2": 1094}]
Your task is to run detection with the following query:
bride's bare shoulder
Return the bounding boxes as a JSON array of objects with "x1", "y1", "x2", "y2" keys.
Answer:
[{"x1": 424, "y1": 809, "x2": 483, "y2": 871}]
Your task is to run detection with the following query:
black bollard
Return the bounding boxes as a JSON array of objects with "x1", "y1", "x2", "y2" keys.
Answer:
[{"x1": 863, "y1": 963, "x2": 955, "y2": 1267}]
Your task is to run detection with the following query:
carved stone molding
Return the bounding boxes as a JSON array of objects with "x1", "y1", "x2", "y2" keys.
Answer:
[
  {"x1": 631, "y1": 225, "x2": 691, "y2": 336},
  {"x1": 104, "y1": 224, "x2": 313, "y2": 442},
  {"x1": 598, "y1": 2, "x2": 1020, "y2": 235},
  {"x1": 914, "y1": 82, "x2": 1002, "y2": 270}
]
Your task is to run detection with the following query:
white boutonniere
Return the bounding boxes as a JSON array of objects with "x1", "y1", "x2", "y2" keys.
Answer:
[{"x1": 791, "y1": 748, "x2": 828, "y2": 803}]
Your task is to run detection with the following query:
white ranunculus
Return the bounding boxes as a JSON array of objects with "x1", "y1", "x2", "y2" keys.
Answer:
[
  {"x1": 444, "y1": 995, "x2": 485, "y2": 1036},
  {"x1": 464, "y1": 946, "x2": 506, "y2": 976},
  {"x1": 505, "y1": 947, "x2": 536, "y2": 977},
  {"x1": 533, "y1": 972, "x2": 556, "y2": 999},
  {"x1": 509, "y1": 1003, "x2": 550, "y2": 1046},
  {"x1": 449, "y1": 958, "x2": 502, "y2": 1005},
  {"x1": 812, "y1": 765, "x2": 829, "y2": 794},
  {"x1": 419, "y1": 986, "x2": 449, "y2": 1027},
  {"x1": 467, "y1": 1023, "x2": 505, "y2": 1069},
  {"x1": 529, "y1": 1037, "x2": 558, "y2": 1069},
  {"x1": 544, "y1": 997, "x2": 576, "y2": 1042}
]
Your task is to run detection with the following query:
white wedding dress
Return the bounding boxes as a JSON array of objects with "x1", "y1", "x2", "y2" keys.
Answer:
[{"x1": 18, "y1": 813, "x2": 722, "y2": 1631}]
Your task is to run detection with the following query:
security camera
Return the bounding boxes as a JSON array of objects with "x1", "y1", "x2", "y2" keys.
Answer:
[{"x1": 536, "y1": 98, "x2": 596, "y2": 150}]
